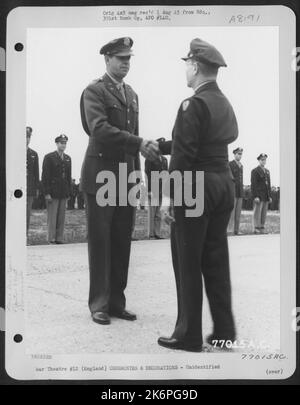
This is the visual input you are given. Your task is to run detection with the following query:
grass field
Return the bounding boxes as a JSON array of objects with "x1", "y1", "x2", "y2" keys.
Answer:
[{"x1": 28, "y1": 208, "x2": 280, "y2": 245}]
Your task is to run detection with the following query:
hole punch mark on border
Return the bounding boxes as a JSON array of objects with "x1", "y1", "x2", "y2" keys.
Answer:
[
  {"x1": 14, "y1": 189, "x2": 23, "y2": 198},
  {"x1": 0, "y1": 48, "x2": 5, "y2": 71},
  {"x1": 14, "y1": 43, "x2": 24, "y2": 52},
  {"x1": 14, "y1": 334, "x2": 23, "y2": 343}
]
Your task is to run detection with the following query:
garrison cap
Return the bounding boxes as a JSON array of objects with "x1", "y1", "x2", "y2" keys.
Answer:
[
  {"x1": 233, "y1": 147, "x2": 243, "y2": 154},
  {"x1": 257, "y1": 153, "x2": 268, "y2": 160},
  {"x1": 182, "y1": 38, "x2": 227, "y2": 67},
  {"x1": 55, "y1": 134, "x2": 68, "y2": 143},
  {"x1": 100, "y1": 37, "x2": 133, "y2": 56}
]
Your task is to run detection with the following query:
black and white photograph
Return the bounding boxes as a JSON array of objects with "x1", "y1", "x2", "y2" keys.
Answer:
[{"x1": 4, "y1": 4, "x2": 297, "y2": 380}]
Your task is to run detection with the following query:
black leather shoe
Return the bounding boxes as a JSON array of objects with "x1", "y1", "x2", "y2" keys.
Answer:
[
  {"x1": 92, "y1": 312, "x2": 111, "y2": 325},
  {"x1": 110, "y1": 309, "x2": 137, "y2": 321},
  {"x1": 154, "y1": 235, "x2": 164, "y2": 240},
  {"x1": 55, "y1": 241, "x2": 64, "y2": 244},
  {"x1": 158, "y1": 337, "x2": 203, "y2": 352}
]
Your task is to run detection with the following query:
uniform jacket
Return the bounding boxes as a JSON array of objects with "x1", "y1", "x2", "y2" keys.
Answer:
[
  {"x1": 229, "y1": 159, "x2": 244, "y2": 198},
  {"x1": 27, "y1": 147, "x2": 39, "y2": 197},
  {"x1": 160, "y1": 81, "x2": 238, "y2": 172},
  {"x1": 42, "y1": 151, "x2": 72, "y2": 199},
  {"x1": 159, "y1": 81, "x2": 238, "y2": 198},
  {"x1": 145, "y1": 156, "x2": 168, "y2": 197},
  {"x1": 80, "y1": 73, "x2": 141, "y2": 195},
  {"x1": 251, "y1": 166, "x2": 271, "y2": 201}
]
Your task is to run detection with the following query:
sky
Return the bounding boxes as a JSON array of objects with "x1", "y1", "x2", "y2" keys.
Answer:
[{"x1": 26, "y1": 26, "x2": 279, "y2": 185}]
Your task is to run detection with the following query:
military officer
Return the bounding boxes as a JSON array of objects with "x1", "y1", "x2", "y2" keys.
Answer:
[
  {"x1": 77, "y1": 180, "x2": 85, "y2": 209},
  {"x1": 157, "y1": 38, "x2": 238, "y2": 352},
  {"x1": 67, "y1": 179, "x2": 77, "y2": 209},
  {"x1": 26, "y1": 126, "x2": 39, "y2": 237},
  {"x1": 228, "y1": 147, "x2": 244, "y2": 235},
  {"x1": 145, "y1": 152, "x2": 168, "y2": 239},
  {"x1": 41, "y1": 134, "x2": 72, "y2": 244},
  {"x1": 80, "y1": 37, "x2": 160, "y2": 325},
  {"x1": 251, "y1": 153, "x2": 272, "y2": 234}
]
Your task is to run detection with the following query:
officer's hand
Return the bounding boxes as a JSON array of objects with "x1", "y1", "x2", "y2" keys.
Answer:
[
  {"x1": 45, "y1": 194, "x2": 52, "y2": 202},
  {"x1": 269, "y1": 197, "x2": 272, "y2": 203},
  {"x1": 140, "y1": 140, "x2": 160, "y2": 162},
  {"x1": 160, "y1": 205, "x2": 175, "y2": 225},
  {"x1": 254, "y1": 197, "x2": 260, "y2": 204}
]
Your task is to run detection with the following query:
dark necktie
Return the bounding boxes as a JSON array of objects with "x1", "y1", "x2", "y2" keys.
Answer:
[{"x1": 117, "y1": 83, "x2": 126, "y2": 102}]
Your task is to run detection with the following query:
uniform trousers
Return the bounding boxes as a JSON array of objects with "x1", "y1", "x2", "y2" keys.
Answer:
[
  {"x1": 85, "y1": 193, "x2": 133, "y2": 314},
  {"x1": 46, "y1": 198, "x2": 67, "y2": 242},
  {"x1": 253, "y1": 200, "x2": 268, "y2": 229},
  {"x1": 170, "y1": 171, "x2": 236, "y2": 346},
  {"x1": 228, "y1": 197, "x2": 243, "y2": 233}
]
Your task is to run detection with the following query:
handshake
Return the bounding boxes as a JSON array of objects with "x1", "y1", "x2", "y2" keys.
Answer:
[{"x1": 139, "y1": 139, "x2": 161, "y2": 162}]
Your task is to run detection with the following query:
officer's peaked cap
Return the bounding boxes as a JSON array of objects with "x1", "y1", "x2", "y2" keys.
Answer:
[
  {"x1": 100, "y1": 37, "x2": 133, "y2": 56},
  {"x1": 257, "y1": 153, "x2": 268, "y2": 160},
  {"x1": 55, "y1": 134, "x2": 68, "y2": 143},
  {"x1": 182, "y1": 38, "x2": 227, "y2": 67}
]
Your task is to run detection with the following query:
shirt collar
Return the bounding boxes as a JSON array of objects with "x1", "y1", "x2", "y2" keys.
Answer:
[
  {"x1": 106, "y1": 72, "x2": 124, "y2": 88},
  {"x1": 194, "y1": 80, "x2": 215, "y2": 93}
]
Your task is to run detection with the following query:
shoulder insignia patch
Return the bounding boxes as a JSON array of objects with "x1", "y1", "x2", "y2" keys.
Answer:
[{"x1": 182, "y1": 100, "x2": 190, "y2": 111}]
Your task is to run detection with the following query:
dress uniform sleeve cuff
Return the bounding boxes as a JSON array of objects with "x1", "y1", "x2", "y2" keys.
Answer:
[{"x1": 124, "y1": 133, "x2": 143, "y2": 156}]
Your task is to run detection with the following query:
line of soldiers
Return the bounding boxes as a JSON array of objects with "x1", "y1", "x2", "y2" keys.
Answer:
[
  {"x1": 228, "y1": 147, "x2": 274, "y2": 235},
  {"x1": 27, "y1": 124, "x2": 169, "y2": 244},
  {"x1": 26, "y1": 128, "x2": 74, "y2": 244}
]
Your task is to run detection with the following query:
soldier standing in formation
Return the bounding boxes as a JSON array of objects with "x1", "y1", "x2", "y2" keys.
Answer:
[
  {"x1": 42, "y1": 134, "x2": 72, "y2": 244},
  {"x1": 80, "y1": 37, "x2": 160, "y2": 325},
  {"x1": 228, "y1": 147, "x2": 244, "y2": 235},
  {"x1": 26, "y1": 126, "x2": 39, "y2": 238},
  {"x1": 251, "y1": 153, "x2": 272, "y2": 234},
  {"x1": 67, "y1": 179, "x2": 77, "y2": 209},
  {"x1": 77, "y1": 180, "x2": 85, "y2": 209},
  {"x1": 145, "y1": 152, "x2": 168, "y2": 239},
  {"x1": 158, "y1": 38, "x2": 238, "y2": 351}
]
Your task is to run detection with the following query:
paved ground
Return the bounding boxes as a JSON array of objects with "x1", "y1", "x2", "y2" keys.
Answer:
[{"x1": 26, "y1": 234, "x2": 280, "y2": 354}]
